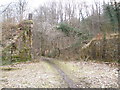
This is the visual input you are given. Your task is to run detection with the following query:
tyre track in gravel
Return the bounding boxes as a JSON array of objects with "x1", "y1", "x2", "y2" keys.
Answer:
[{"x1": 42, "y1": 57, "x2": 78, "y2": 88}]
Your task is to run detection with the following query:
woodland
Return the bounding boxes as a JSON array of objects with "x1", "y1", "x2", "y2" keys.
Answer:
[{"x1": 0, "y1": 0, "x2": 119, "y2": 88}]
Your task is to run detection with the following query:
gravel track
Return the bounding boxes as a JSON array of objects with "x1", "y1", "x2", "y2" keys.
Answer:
[{"x1": 0, "y1": 59, "x2": 119, "y2": 88}]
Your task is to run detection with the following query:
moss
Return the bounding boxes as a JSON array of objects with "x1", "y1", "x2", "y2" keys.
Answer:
[
  {"x1": 23, "y1": 20, "x2": 33, "y2": 24},
  {"x1": 1, "y1": 67, "x2": 19, "y2": 71},
  {"x1": 2, "y1": 47, "x2": 31, "y2": 65},
  {"x1": 2, "y1": 22, "x2": 32, "y2": 65}
]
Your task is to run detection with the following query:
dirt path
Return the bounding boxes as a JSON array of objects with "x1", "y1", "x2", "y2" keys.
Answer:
[
  {"x1": 0, "y1": 58, "x2": 118, "y2": 88},
  {"x1": 44, "y1": 59, "x2": 77, "y2": 88},
  {"x1": 51, "y1": 60, "x2": 118, "y2": 88},
  {"x1": 41, "y1": 57, "x2": 118, "y2": 88}
]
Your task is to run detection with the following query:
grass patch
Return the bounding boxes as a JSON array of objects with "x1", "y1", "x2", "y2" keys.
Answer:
[
  {"x1": 2, "y1": 54, "x2": 31, "y2": 65},
  {"x1": 51, "y1": 60, "x2": 80, "y2": 81},
  {"x1": 1, "y1": 67, "x2": 19, "y2": 71}
]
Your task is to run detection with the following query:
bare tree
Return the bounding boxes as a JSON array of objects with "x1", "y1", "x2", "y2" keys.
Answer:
[{"x1": 15, "y1": 0, "x2": 28, "y2": 22}]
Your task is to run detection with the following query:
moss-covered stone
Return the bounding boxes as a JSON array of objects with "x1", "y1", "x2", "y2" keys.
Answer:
[{"x1": 2, "y1": 19, "x2": 32, "y2": 65}]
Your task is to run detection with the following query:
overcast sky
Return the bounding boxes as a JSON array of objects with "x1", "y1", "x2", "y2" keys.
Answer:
[{"x1": 0, "y1": 0, "x2": 119, "y2": 12}]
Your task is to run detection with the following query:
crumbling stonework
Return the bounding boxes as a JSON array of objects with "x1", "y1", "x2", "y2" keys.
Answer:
[{"x1": 2, "y1": 20, "x2": 33, "y2": 65}]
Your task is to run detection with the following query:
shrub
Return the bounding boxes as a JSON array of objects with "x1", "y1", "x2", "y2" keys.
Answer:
[{"x1": 57, "y1": 23, "x2": 82, "y2": 37}]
